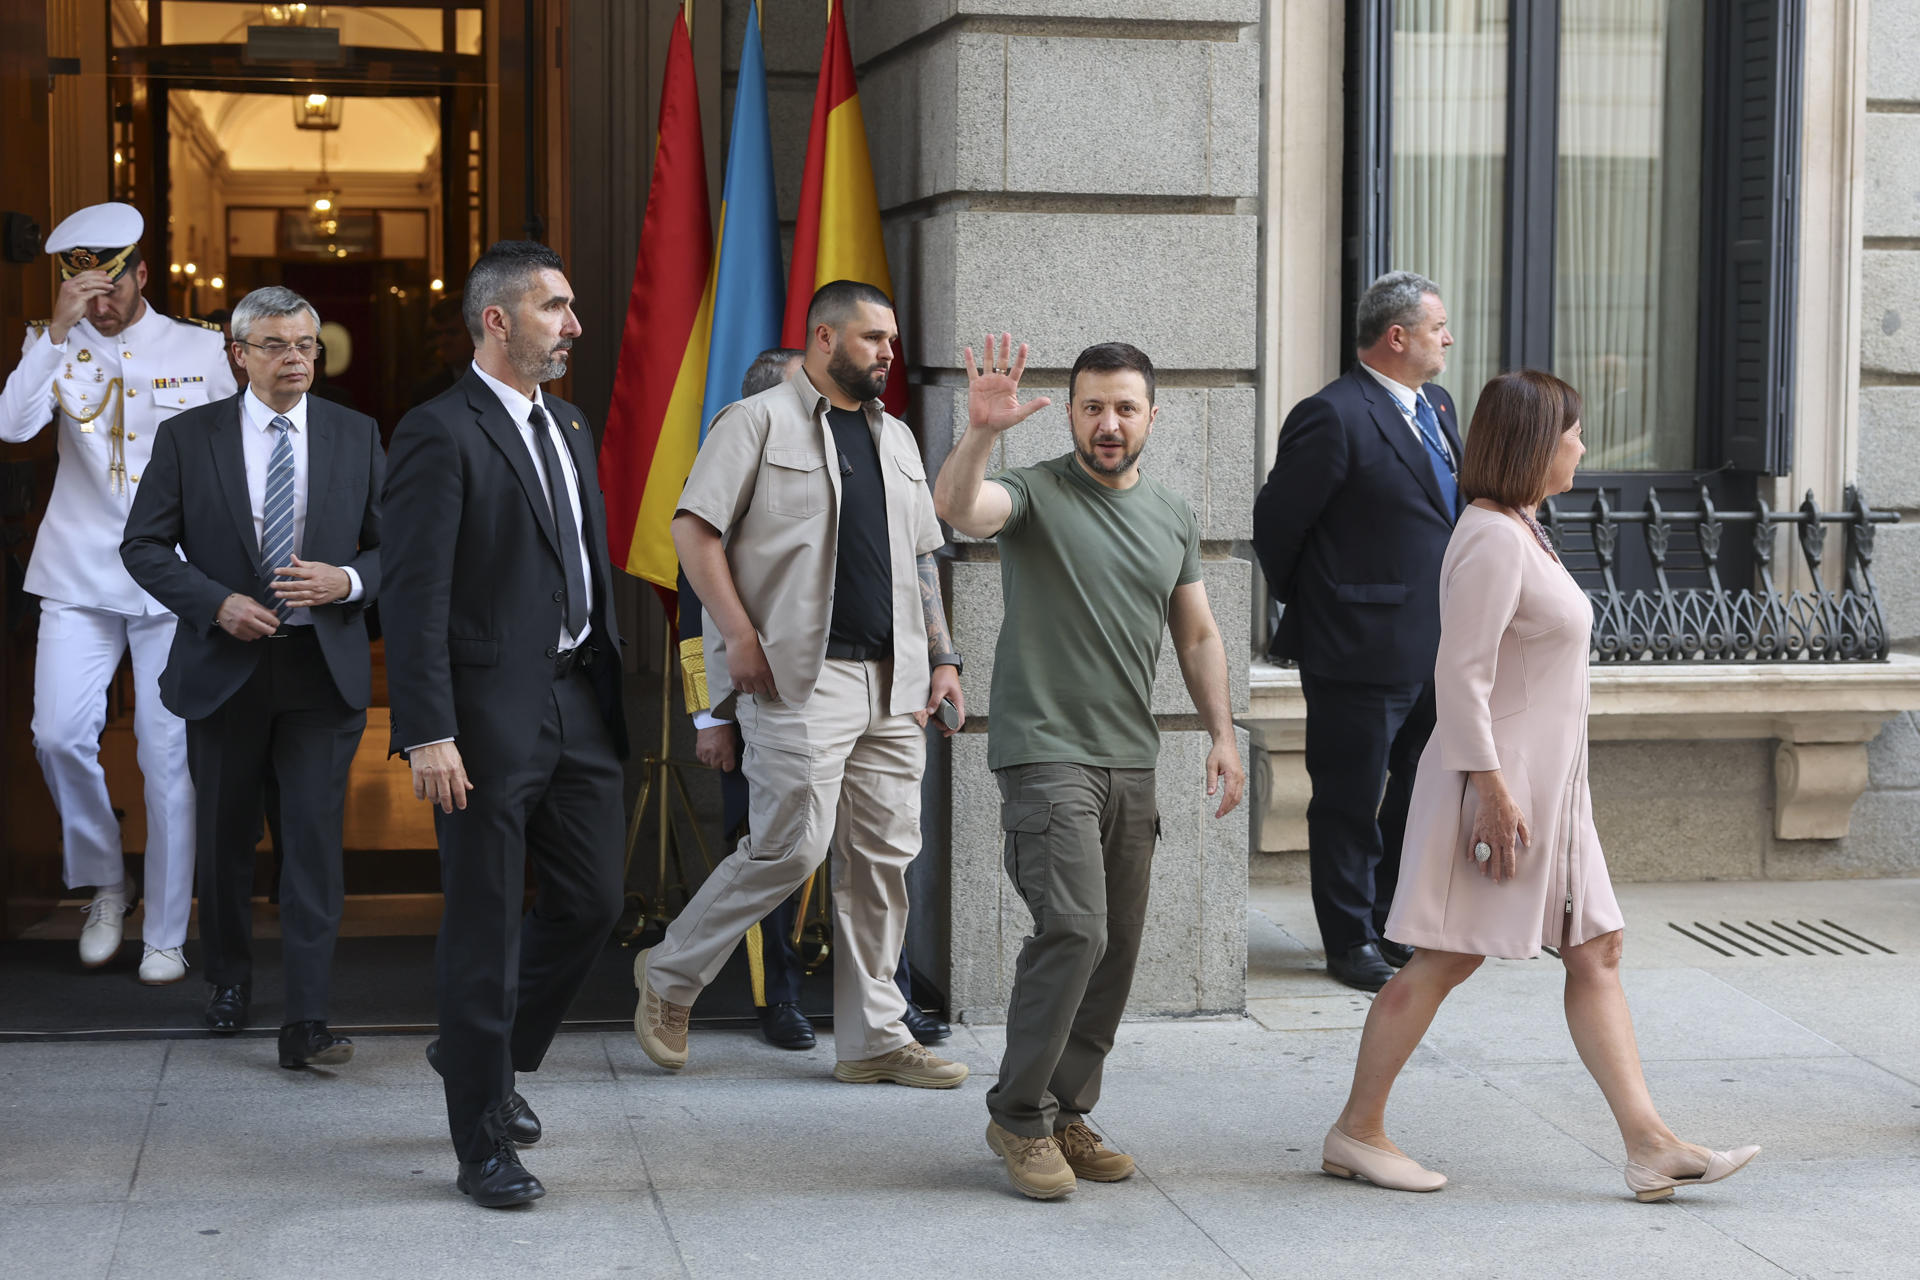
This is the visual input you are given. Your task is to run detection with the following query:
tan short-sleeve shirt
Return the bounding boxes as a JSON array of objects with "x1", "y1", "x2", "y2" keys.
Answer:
[{"x1": 676, "y1": 367, "x2": 943, "y2": 717}]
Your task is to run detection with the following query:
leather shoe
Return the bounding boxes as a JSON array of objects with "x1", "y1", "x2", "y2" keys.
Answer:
[
  {"x1": 1377, "y1": 939, "x2": 1414, "y2": 968},
  {"x1": 279, "y1": 1021, "x2": 354, "y2": 1069},
  {"x1": 426, "y1": 1039, "x2": 541, "y2": 1144},
  {"x1": 758, "y1": 1002, "x2": 816, "y2": 1050},
  {"x1": 902, "y1": 1004, "x2": 951, "y2": 1045},
  {"x1": 203, "y1": 983, "x2": 250, "y2": 1034},
  {"x1": 457, "y1": 1138, "x2": 545, "y2": 1208},
  {"x1": 1327, "y1": 943, "x2": 1396, "y2": 992}
]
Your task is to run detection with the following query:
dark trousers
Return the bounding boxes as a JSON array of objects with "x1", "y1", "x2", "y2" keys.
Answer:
[
  {"x1": 755, "y1": 893, "x2": 919, "y2": 1008},
  {"x1": 185, "y1": 627, "x2": 363, "y2": 1024},
  {"x1": 434, "y1": 666, "x2": 625, "y2": 1162},
  {"x1": 988, "y1": 763, "x2": 1157, "y2": 1137},
  {"x1": 1299, "y1": 671, "x2": 1436, "y2": 955}
]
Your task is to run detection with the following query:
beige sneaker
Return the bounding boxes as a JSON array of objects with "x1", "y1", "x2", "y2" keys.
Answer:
[
  {"x1": 632, "y1": 947, "x2": 690, "y2": 1070},
  {"x1": 1054, "y1": 1121, "x2": 1136, "y2": 1181},
  {"x1": 832, "y1": 1041, "x2": 969, "y2": 1089},
  {"x1": 987, "y1": 1121, "x2": 1077, "y2": 1200}
]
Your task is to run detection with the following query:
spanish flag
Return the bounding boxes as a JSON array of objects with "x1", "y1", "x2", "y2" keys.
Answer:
[
  {"x1": 781, "y1": 0, "x2": 906, "y2": 416},
  {"x1": 601, "y1": 7, "x2": 712, "y2": 589}
]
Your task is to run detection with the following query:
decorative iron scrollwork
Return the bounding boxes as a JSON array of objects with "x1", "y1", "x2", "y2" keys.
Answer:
[{"x1": 1539, "y1": 487, "x2": 1897, "y2": 663}]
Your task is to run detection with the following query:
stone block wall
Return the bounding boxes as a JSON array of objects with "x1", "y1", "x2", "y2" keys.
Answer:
[
  {"x1": 717, "y1": 0, "x2": 1262, "y2": 1018},
  {"x1": 1842, "y1": 0, "x2": 1920, "y2": 873}
]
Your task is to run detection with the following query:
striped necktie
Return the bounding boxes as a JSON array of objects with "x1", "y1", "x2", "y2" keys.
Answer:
[{"x1": 261, "y1": 415, "x2": 296, "y2": 618}]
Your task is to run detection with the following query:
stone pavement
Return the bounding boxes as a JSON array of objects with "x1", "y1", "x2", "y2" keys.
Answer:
[{"x1": 5, "y1": 877, "x2": 1917, "y2": 1280}]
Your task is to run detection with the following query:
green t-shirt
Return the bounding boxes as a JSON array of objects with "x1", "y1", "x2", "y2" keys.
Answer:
[{"x1": 987, "y1": 453, "x2": 1202, "y2": 770}]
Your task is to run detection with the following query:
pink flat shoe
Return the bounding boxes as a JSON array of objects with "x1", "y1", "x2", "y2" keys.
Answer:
[
  {"x1": 1624, "y1": 1144, "x2": 1761, "y2": 1202},
  {"x1": 1321, "y1": 1125, "x2": 1447, "y2": 1192}
]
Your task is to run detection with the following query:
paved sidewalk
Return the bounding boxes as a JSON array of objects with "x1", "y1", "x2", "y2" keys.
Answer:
[{"x1": 5, "y1": 877, "x2": 1917, "y2": 1280}]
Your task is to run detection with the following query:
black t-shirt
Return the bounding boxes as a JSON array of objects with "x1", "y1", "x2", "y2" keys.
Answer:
[{"x1": 825, "y1": 406, "x2": 893, "y2": 651}]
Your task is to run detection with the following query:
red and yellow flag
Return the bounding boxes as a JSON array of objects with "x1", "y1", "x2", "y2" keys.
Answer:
[
  {"x1": 601, "y1": 8, "x2": 713, "y2": 589},
  {"x1": 781, "y1": 0, "x2": 905, "y2": 415}
]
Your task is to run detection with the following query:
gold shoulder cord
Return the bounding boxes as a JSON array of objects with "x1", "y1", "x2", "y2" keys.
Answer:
[{"x1": 53, "y1": 379, "x2": 128, "y2": 494}]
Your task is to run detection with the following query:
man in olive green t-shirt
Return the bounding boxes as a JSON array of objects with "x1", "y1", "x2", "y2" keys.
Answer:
[{"x1": 934, "y1": 336, "x2": 1245, "y2": 1200}]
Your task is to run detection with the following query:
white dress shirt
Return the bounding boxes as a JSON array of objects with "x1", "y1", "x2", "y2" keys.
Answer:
[
  {"x1": 1360, "y1": 360, "x2": 1454, "y2": 469},
  {"x1": 240, "y1": 387, "x2": 362, "y2": 626},
  {"x1": 470, "y1": 362, "x2": 594, "y2": 651}
]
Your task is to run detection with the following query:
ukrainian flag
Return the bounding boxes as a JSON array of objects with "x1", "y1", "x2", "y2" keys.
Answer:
[{"x1": 699, "y1": 0, "x2": 784, "y2": 438}]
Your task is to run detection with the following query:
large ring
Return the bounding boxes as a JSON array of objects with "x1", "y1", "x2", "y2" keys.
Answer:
[{"x1": 1473, "y1": 841, "x2": 1492, "y2": 864}]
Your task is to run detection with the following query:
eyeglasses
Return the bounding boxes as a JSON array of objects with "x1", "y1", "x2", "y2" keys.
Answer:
[{"x1": 237, "y1": 338, "x2": 319, "y2": 359}]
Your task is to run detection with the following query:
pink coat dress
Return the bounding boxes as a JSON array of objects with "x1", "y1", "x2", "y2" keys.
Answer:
[{"x1": 1384, "y1": 505, "x2": 1626, "y2": 959}]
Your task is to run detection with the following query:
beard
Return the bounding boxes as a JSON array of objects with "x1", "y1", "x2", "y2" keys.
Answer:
[
  {"x1": 1076, "y1": 434, "x2": 1143, "y2": 478},
  {"x1": 509, "y1": 329, "x2": 572, "y2": 384},
  {"x1": 827, "y1": 346, "x2": 889, "y2": 403}
]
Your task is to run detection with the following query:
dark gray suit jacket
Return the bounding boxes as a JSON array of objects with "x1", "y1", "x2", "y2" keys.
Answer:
[{"x1": 120, "y1": 390, "x2": 384, "y2": 718}]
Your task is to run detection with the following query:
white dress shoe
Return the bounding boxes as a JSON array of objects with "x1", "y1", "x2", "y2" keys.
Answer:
[
  {"x1": 78, "y1": 883, "x2": 131, "y2": 968},
  {"x1": 138, "y1": 945, "x2": 188, "y2": 986}
]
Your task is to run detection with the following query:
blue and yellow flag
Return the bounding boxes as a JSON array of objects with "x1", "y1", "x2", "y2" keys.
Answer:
[{"x1": 699, "y1": 0, "x2": 784, "y2": 439}]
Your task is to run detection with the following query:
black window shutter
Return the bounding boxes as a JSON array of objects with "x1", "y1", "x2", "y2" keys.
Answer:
[
  {"x1": 1703, "y1": 0, "x2": 1804, "y2": 476},
  {"x1": 1342, "y1": 0, "x2": 1392, "y2": 356}
]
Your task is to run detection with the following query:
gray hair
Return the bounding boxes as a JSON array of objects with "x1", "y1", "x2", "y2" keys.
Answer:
[
  {"x1": 463, "y1": 240, "x2": 565, "y2": 344},
  {"x1": 740, "y1": 347, "x2": 803, "y2": 398},
  {"x1": 1356, "y1": 270, "x2": 1442, "y2": 351},
  {"x1": 230, "y1": 286, "x2": 321, "y2": 342}
]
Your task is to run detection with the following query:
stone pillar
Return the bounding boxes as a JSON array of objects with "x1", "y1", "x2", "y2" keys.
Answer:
[{"x1": 847, "y1": 1, "x2": 1261, "y2": 1022}]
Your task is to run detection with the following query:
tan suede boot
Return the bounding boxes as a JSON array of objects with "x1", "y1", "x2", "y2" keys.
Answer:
[
  {"x1": 632, "y1": 947, "x2": 690, "y2": 1070},
  {"x1": 833, "y1": 1041, "x2": 969, "y2": 1089},
  {"x1": 987, "y1": 1121, "x2": 1077, "y2": 1200},
  {"x1": 1054, "y1": 1121, "x2": 1136, "y2": 1181}
]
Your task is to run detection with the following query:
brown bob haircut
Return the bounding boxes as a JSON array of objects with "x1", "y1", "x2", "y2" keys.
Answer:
[{"x1": 1458, "y1": 369, "x2": 1583, "y2": 509}]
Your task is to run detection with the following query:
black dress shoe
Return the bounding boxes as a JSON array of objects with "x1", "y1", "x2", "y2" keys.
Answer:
[
  {"x1": 1377, "y1": 939, "x2": 1414, "y2": 968},
  {"x1": 426, "y1": 1039, "x2": 541, "y2": 1144},
  {"x1": 457, "y1": 1138, "x2": 545, "y2": 1209},
  {"x1": 902, "y1": 1004, "x2": 952, "y2": 1045},
  {"x1": 203, "y1": 983, "x2": 250, "y2": 1035},
  {"x1": 1327, "y1": 942, "x2": 1396, "y2": 993},
  {"x1": 279, "y1": 1021, "x2": 354, "y2": 1069},
  {"x1": 757, "y1": 1002, "x2": 816, "y2": 1050}
]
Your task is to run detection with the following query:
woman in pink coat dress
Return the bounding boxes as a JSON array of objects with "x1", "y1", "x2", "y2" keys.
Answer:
[{"x1": 1320, "y1": 370, "x2": 1759, "y2": 1202}]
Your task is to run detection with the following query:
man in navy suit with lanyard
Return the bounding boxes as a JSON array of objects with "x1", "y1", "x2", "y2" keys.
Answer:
[{"x1": 1252, "y1": 271, "x2": 1463, "y2": 993}]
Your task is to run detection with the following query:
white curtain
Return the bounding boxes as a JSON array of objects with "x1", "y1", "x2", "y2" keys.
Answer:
[
  {"x1": 1554, "y1": 0, "x2": 1703, "y2": 470},
  {"x1": 1392, "y1": 0, "x2": 1510, "y2": 432}
]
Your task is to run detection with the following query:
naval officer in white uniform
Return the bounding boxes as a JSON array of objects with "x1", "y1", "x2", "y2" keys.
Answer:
[{"x1": 0, "y1": 202, "x2": 236, "y2": 984}]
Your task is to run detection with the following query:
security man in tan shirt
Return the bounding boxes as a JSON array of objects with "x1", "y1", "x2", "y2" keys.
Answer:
[{"x1": 633, "y1": 281, "x2": 968, "y2": 1088}]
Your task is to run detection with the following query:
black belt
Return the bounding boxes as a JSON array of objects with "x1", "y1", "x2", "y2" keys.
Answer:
[
  {"x1": 824, "y1": 639, "x2": 889, "y2": 662},
  {"x1": 550, "y1": 643, "x2": 598, "y2": 679}
]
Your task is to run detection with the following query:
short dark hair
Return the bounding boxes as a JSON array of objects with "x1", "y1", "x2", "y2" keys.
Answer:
[
  {"x1": 1356, "y1": 270, "x2": 1442, "y2": 351},
  {"x1": 741, "y1": 347, "x2": 803, "y2": 398},
  {"x1": 804, "y1": 279, "x2": 893, "y2": 334},
  {"x1": 1068, "y1": 342, "x2": 1155, "y2": 407},
  {"x1": 464, "y1": 241, "x2": 565, "y2": 344},
  {"x1": 1458, "y1": 369, "x2": 1584, "y2": 509}
]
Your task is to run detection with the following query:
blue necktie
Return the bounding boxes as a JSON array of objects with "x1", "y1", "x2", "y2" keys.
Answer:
[
  {"x1": 1412, "y1": 395, "x2": 1459, "y2": 515},
  {"x1": 261, "y1": 415, "x2": 296, "y2": 618}
]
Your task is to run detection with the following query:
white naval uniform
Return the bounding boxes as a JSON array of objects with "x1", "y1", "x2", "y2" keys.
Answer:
[{"x1": 0, "y1": 302, "x2": 237, "y2": 951}]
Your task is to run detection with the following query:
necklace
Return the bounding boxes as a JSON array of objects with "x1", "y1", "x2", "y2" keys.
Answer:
[{"x1": 1516, "y1": 507, "x2": 1557, "y2": 559}]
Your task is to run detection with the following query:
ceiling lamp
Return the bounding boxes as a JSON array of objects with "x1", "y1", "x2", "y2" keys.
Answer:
[
  {"x1": 293, "y1": 92, "x2": 343, "y2": 131},
  {"x1": 261, "y1": 3, "x2": 328, "y2": 26},
  {"x1": 307, "y1": 134, "x2": 341, "y2": 239}
]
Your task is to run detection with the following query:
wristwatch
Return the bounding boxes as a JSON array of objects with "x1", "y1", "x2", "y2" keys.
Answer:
[{"x1": 931, "y1": 651, "x2": 963, "y2": 674}]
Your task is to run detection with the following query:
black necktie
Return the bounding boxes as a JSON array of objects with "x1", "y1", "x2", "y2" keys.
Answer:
[{"x1": 529, "y1": 403, "x2": 589, "y2": 640}]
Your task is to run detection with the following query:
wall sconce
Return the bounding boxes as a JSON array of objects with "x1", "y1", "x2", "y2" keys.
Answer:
[
  {"x1": 261, "y1": 3, "x2": 328, "y2": 26},
  {"x1": 209, "y1": 276, "x2": 225, "y2": 290}
]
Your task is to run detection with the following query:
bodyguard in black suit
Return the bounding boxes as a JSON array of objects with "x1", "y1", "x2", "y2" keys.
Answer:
[
  {"x1": 1252, "y1": 271, "x2": 1462, "y2": 993},
  {"x1": 121, "y1": 285, "x2": 382, "y2": 1064},
  {"x1": 382, "y1": 242, "x2": 626, "y2": 1209}
]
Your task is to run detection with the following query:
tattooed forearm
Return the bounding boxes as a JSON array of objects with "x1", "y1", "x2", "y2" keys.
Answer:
[{"x1": 918, "y1": 552, "x2": 955, "y2": 656}]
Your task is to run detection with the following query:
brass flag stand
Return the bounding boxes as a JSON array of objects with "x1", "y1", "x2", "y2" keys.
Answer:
[{"x1": 619, "y1": 617, "x2": 716, "y2": 943}]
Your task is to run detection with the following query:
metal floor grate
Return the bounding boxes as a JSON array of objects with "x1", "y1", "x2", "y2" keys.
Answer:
[{"x1": 1667, "y1": 919, "x2": 1897, "y2": 958}]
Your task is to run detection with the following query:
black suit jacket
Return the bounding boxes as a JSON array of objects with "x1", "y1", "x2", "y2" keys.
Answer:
[
  {"x1": 121, "y1": 391, "x2": 383, "y2": 719},
  {"x1": 1252, "y1": 365, "x2": 1462, "y2": 685},
  {"x1": 380, "y1": 368, "x2": 627, "y2": 774}
]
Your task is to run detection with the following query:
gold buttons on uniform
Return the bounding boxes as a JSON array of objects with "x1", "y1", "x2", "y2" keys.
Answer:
[
  {"x1": 123, "y1": 352, "x2": 132, "y2": 359},
  {"x1": 129, "y1": 474, "x2": 139, "y2": 483},
  {"x1": 126, "y1": 432, "x2": 137, "y2": 441},
  {"x1": 126, "y1": 388, "x2": 137, "y2": 397}
]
